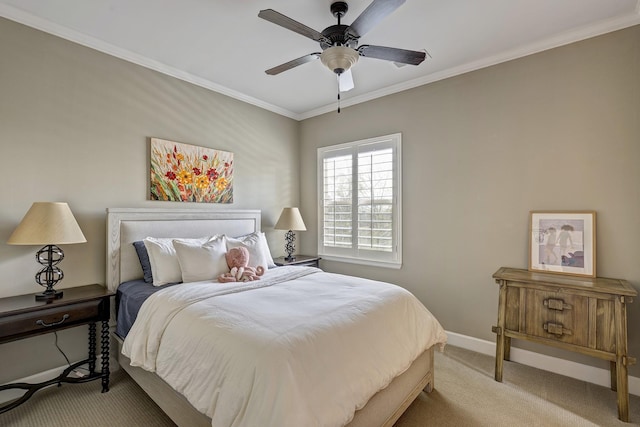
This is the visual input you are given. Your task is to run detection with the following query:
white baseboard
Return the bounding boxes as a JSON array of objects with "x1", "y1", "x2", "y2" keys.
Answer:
[
  {"x1": 0, "y1": 356, "x2": 105, "y2": 405},
  {"x1": 446, "y1": 330, "x2": 640, "y2": 397}
]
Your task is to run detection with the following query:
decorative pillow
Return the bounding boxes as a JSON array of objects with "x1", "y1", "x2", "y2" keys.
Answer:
[
  {"x1": 225, "y1": 232, "x2": 275, "y2": 269},
  {"x1": 133, "y1": 241, "x2": 153, "y2": 284},
  {"x1": 173, "y1": 236, "x2": 228, "y2": 283},
  {"x1": 143, "y1": 236, "x2": 212, "y2": 286}
]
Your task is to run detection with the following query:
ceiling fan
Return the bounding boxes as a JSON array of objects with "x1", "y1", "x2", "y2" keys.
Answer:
[{"x1": 258, "y1": 0, "x2": 426, "y2": 94}]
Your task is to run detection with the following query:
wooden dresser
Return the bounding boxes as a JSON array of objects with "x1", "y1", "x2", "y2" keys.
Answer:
[{"x1": 492, "y1": 267, "x2": 636, "y2": 422}]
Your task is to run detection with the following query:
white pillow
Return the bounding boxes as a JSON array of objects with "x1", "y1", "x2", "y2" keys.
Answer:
[
  {"x1": 143, "y1": 236, "x2": 212, "y2": 286},
  {"x1": 225, "y1": 232, "x2": 275, "y2": 269},
  {"x1": 173, "y1": 236, "x2": 228, "y2": 283}
]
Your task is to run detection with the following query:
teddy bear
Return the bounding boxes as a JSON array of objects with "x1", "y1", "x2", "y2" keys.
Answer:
[{"x1": 218, "y1": 246, "x2": 265, "y2": 282}]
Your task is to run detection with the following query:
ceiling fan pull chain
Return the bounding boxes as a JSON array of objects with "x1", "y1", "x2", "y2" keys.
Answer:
[{"x1": 337, "y1": 74, "x2": 341, "y2": 113}]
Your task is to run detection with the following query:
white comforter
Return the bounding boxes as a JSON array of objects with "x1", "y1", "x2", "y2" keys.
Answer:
[{"x1": 122, "y1": 267, "x2": 447, "y2": 427}]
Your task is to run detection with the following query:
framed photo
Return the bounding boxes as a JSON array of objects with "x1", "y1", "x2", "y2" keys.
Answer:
[{"x1": 529, "y1": 211, "x2": 596, "y2": 277}]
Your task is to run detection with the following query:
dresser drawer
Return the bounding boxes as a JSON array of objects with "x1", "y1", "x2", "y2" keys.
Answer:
[
  {"x1": 0, "y1": 300, "x2": 102, "y2": 342},
  {"x1": 523, "y1": 289, "x2": 589, "y2": 346}
]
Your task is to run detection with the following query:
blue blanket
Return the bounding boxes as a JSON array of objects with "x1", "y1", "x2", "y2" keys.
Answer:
[{"x1": 116, "y1": 279, "x2": 179, "y2": 338}]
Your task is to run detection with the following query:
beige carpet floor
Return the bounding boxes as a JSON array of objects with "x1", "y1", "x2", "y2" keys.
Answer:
[
  {"x1": 396, "y1": 346, "x2": 640, "y2": 427},
  {"x1": 1, "y1": 345, "x2": 638, "y2": 426}
]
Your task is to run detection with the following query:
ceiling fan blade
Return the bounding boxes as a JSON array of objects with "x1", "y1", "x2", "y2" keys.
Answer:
[
  {"x1": 265, "y1": 53, "x2": 321, "y2": 75},
  {"x1": 258, "y1": 9, "x2": 330, "y2": 44},
  {"x1": 348, "y1": 0, "x2": 406, "y2": 38},
  {"x1": 338, "y1": 69, "x2": 354, "y2": 92},
  {"x1": 358, "y1": 45, "x2": 425, "y2": 65}
]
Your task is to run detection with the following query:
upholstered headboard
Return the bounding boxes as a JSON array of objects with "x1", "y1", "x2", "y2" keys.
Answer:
[{"x1": 106, "y1": 208, "x2": 261, "y2": 291}]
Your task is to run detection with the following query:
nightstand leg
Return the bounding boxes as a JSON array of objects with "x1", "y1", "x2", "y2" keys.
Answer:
[
  {"x1": 100, "y1": 320, "x2": 110, "y2": 392},
  {"x1": 88, "y1": 322, "x2": 97, "y2": 374}
]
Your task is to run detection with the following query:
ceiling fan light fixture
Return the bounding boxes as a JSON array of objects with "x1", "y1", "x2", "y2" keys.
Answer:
[{"x1": 320, "y1": 46, "x2": 359, "y2": 74}]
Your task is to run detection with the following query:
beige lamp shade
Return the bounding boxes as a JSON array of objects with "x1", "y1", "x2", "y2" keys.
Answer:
[
  {"x1": 7, "y1": 202, "x2": 87, "y2": 245},
  {"x1": 274, "y1": 207, "x2": 307, "y2": 231}
]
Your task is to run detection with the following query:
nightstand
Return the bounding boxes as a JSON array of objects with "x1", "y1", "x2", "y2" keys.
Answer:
[
  {"x1": 0, "y1": 284, "x2": 114, "y2": 413},
  {"x1": 273, "y1": 255, "x2": 321, "y2": 268}
]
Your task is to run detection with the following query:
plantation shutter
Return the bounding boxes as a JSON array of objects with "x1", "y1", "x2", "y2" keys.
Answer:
[
  {"x1": 318, "y1": 134, "x2": 401, "y2": 267},
  {"x1": 322, "y1": 152, "x2": 353, "y2": 250},
  {"x1": 357, "y1": 146, "x2": 394, "y2": 253}
]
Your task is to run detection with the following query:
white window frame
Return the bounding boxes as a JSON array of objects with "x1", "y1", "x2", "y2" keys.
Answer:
[{"x1": 317, "y1": 133, "x2": 402, "y2": 269}]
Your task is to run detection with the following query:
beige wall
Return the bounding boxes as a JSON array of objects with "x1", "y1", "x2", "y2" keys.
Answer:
[
  {"x1": 300, "y1": 25, "x2": 640, "y2": 374},
  {"x1": 0, "y1": 18, "x2": 299, "y2": 382}
]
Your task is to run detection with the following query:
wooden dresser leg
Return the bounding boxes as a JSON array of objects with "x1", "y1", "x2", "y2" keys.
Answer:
[
  {"x1": 616, "y1": 357, "x2": 629, "y2": 422},
  {"x1": 614, "y1": 297, "x2": 629, "y2": 422},
  {"x1": 504, "y1": 336, "x2": 511, "y2": 361},
  {"x1": 494, "y1": 280, "x2": 508, "y2": 382},
  {"x1": 495, "y1": 334, "x2": 504, "y2": 382}
]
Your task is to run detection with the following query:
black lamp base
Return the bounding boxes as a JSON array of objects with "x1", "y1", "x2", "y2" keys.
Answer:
[
  {"x1": 284, "y1": 230, "x2": 296, "y2": 263},
  {"x1": 35, "y1": 289, "x2": 63, "y2": 301},
  {"x1": 34, "y1": 244, "x2": 65, "y2": 301}
]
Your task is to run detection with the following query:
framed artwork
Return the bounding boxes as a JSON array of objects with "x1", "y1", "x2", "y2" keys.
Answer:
[
  {"x1": 150, "y1": 138, "x2": 233, "y2": 203},
  {"x1": 529, "y1": 211, "x2": 596, "y2": 277}
]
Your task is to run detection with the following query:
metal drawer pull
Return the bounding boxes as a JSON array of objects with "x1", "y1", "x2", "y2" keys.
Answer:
[
  {"x1": 543, "y1": 298, "x2": 572, "y2": 311},
  {"x1": 36, "y1": 314, "x2": 69, "y2": 327},
  {"x1": 544, "y1": 322, "x2": 572, "y2": 336}
]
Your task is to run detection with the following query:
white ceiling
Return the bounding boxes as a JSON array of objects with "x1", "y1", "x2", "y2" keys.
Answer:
[{"x1": 1, "y1": 0, "x2": 639, "y2": 120}]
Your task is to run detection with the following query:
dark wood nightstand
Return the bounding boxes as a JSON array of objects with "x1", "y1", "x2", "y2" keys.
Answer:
[
  {"x1": 273, "y1": 255, "x2": 321, "y2": 268},
  {"x1": 0, "y1": 284, "x2": 114, "y2": 414}
]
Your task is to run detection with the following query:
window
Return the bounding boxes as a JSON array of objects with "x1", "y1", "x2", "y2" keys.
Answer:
[{"x1": 317, "y1": 133, "x2": 402, "y2": 268}]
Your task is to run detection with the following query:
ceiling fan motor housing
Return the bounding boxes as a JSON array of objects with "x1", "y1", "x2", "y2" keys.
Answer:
[{"x1": 320, "y1": 24, "x2": 357, "y2": 50}]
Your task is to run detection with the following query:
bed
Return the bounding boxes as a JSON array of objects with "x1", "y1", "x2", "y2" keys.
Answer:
[{"x1": 106, "y1": 208, "x2": 446, "y2": 427}]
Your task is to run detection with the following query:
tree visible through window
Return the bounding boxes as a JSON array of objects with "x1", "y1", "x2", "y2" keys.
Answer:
[{"x1": 318, "y1": 134, "x2": 402, "y2": 267}]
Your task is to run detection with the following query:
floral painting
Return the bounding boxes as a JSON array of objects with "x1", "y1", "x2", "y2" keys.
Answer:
[{"x1": 150, "y1": 138, "x2": 233, "y2": 203}]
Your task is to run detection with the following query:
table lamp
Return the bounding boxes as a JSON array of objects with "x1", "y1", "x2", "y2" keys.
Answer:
[
  {"x1": 7, "y1": 202, "x2": 87, "y2": 301},
  {"x1": 274, "y1": 207, "x2": 306, "y2": 262}
]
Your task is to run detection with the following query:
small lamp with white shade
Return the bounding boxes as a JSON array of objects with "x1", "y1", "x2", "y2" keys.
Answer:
[
  {"x1": 274, "y1": 207, "x2": 306, "y2": 262},
  {"x1": 7, "y1": 202, "x2": 87, "y2": 301}
]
